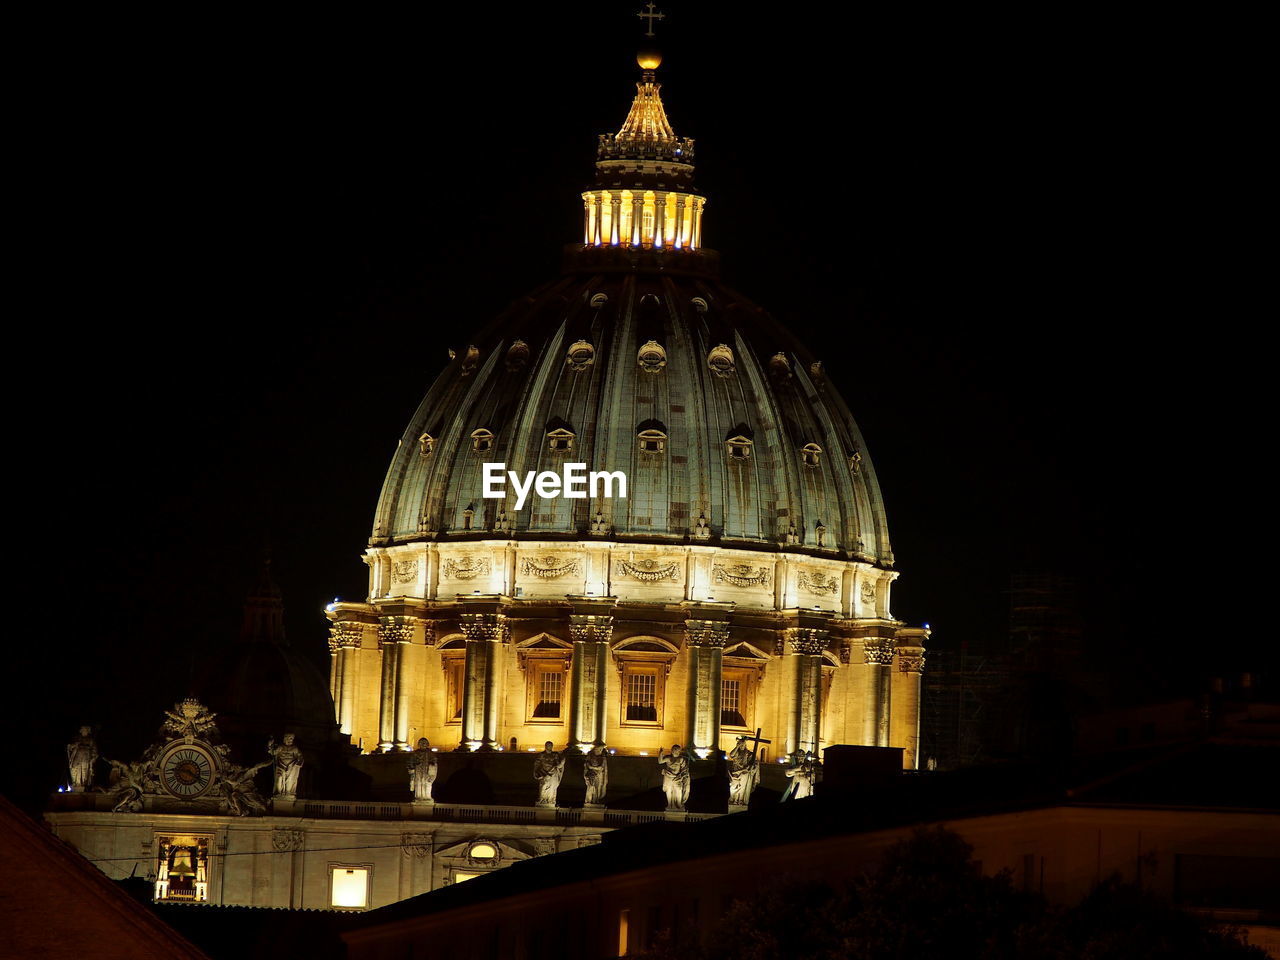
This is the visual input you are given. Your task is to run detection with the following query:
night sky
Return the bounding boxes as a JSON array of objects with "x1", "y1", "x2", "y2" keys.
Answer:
[{"x1": 7, "y1": 5, "x2": 1262, "y2": 807}]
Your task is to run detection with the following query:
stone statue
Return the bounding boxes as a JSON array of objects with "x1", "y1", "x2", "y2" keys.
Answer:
[
  {"x1": 583, "y1": 744, "x2": 609, "y2": 806},
  {"x1": 407, "y1": 737, "x2": 438, "y2": 802},
  {"x1": 66, "y1": 726, "x2": 98, "y2": 793},
  {"x1": 782, "y1": 750, "x2": 821, "y2": 800},
  {"x1": 104, "y1": 758, "x2": 152, "y2": 813},
  {"x1": 727, "y1": 736, "x2": 760, "y2": 806},
  {"x1": 657, "y1": 744, "x2": 691, "y2": 812},
  {"x1": 267, "y1": 733, "x2": 303, "y2": 799},
  {"x1": 219, "y1": 760, "x2": 270, "y2": 817},
  {"x1": 532, "y1": 741, "x2": 566, "y2": 807}
]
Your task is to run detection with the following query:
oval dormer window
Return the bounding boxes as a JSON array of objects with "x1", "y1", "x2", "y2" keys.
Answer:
[
  {"x1": 566, "y1": 340, "x2": 595, "y2": 371},
  {"x1": 801, "y1": 443, "x2": 823, "y2": 468},
  {"x1": 418, "y1": 432, "x2": 435, "y2": 457},
  {"x1": 707, "y1": 344, "x2": 735, "y2": 378},
  {"x1": 637, "y1": 340, "x2": 667, "y2": 373},
  {"x1": 726, "y1": 435, "x2": 753, "y2": 460},
  {"x1": 471, "y1": 428, "x2": 495, "y2": 453}
]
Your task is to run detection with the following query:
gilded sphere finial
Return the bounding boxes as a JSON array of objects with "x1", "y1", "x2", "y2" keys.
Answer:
[{"x1": 637, "y1": 49, "x2": 662, "y2": 70}]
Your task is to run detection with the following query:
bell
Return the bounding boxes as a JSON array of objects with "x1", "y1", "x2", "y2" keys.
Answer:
[{"x1": 170, "y1": 847, "x2": 196, "y2": 878}]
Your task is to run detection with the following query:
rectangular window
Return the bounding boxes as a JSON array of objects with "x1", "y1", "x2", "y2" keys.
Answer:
[
  {"x1": 527, "y1": 660, "x2": 566, "y2": 721},
  {"x1": 626, "y1": 672, "x2": 657, "y2": 722},
  {"x1": 720, "y1": 666, "x2": 756, "y2": 729},
  {"x1": 155, "y1": 835, "x2": 211, "y2": 902},
  {"x1": 329, "y1": 865, "x2": 371, "y2": 909},
  {"x1": 721, "y1": 678, "x2": 744, "y2": 727},
  {"x1": 617, "y1": 909, "x2": 630, "y2": 957}
]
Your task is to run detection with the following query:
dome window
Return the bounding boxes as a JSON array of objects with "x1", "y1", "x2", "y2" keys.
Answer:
[
  {"x1": 801, "y1": 443, "x2": 823, "y2": 468},
  {"x1": 691, "y1": 297, "x2": 709, "y2": 313},
  {"x1": 726, "y1": 435, "x2": 754, "y2": 460},
  {"x1": 638, "y1": 428, "x2": 667, "y2": 454},
  {"x1": 547, "y1": 427, "x2": 575, "y2": 453},
  {"x1": 590, "y1": 293, "x2": 609, "y2": 308},
  {"x1": 566, "y1": 340, "x2": 595, "y2": 371},
  {"x1": 770, "y1": 352, "x2": 792, "y2": 382},
  {"x1": 848, "y1": 450, "x2": 863, "y2": 474},
  {"x1": 460, "y1": 345, "x2": 481, "y2": 376},
  {"x1": 505, "y1": 339, "x2": 530, "y2": 371},
  {"x1": 707, "y1": 344, "x2": 735, "y2": 378},
  {"x1": 471, "y1": 428, "x2": 495, "y2": 453},
  {"x1": 418, "y1": 432, "x2": 435, "y2": 458},
  {"x1": 637, "y1": 340, "x2": 667, "y2": 372}
]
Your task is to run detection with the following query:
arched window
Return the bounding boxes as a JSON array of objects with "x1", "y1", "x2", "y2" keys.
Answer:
[
  {"x1": 470, "y1": 428, "x2": 494, "y2": 453},
  {"x1": 801, "y1": 442, "x2": 822, "y2": 468}
]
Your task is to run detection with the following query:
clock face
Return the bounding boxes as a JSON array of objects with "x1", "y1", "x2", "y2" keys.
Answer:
[{"x1": 160, "y1": 745, "x2": 215, "y2": 798}]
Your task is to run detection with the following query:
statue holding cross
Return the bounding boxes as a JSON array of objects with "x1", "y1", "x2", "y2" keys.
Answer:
[{"x1": 728, "y1": 728, "x2": 769, "y2": 807}]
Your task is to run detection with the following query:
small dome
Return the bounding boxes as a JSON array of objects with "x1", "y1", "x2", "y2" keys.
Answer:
[
  {"x1": 199, "y1": 558, "x2": 338, "y2": 754},
  {"x1": 636, "y1": 49, "x2": 662, "y2": 70}
]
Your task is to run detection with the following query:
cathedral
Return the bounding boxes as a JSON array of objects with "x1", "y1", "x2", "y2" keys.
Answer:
[{"x1": 46, "y1": 40, "x2": 929, "y2": 912}]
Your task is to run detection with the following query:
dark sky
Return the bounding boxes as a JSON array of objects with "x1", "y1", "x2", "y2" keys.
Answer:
[{"x1": 7, "y1": 5, "x2": 1262, "y2": 807}]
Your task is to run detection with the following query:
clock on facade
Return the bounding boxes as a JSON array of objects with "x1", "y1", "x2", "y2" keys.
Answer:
[{"x1": 159, "y1": 743, "x2": 217, "y2": 798}]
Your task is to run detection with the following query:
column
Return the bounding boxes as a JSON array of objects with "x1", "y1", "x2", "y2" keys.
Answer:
[
  {"x1": 631, "y1": 196, "x2": 643, "y2": 246},
  {"x1": 684, "y1": 619, "x2": 730, "y2": 757},
  {"x1": 568, "y1": 614, "x2": 614, "y2": 749},
  {"x1": 783, "y1": 628, "x2": 827, "y2": 757},
  {"x1": 863, "y1": 640, "x2": 895, "y2": 748},
  {"x1": 610, "y1": 195, "x2": 622, "y2": 245},
  {"x1": 459, "y1": 613, "x2": 508, "y2": 751},
  {"x1": 377, "y1": 617, "x2": 415, "y2": 752},
  {"x1": 674, "y1": 196, "x2": 686, "y2": 248},
  {"x1": 891, "y1": 644, "x2": 926, "y2": 769},
  {"x1": 329, "y1": 622, "x2": 363, "y2": 737}
]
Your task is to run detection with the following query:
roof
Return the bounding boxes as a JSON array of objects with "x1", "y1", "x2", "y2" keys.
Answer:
[
  {"x1": 0, "y1": 793, "x2": 209, "y2": 960},
  {"x1": 345, "y1": 741, "x2": 1279, "y2": 931}
]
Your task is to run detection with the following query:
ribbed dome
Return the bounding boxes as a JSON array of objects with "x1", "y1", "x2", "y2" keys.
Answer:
[{"x1": 372, "y1": 269, "x2": 893, "y2": 565}]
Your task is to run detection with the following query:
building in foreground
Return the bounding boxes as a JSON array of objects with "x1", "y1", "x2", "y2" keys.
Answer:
[{"x1": 338, "y1": 744, "x2": 1280, "y2": 959}]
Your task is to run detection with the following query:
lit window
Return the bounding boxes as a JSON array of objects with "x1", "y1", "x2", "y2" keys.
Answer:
[
  {"x1": 330, "y1": 865, "x2": 370, "y2": 909},
  {"x1": 468, "y1": 841, "x2": 498, "y2": 861},
  {"x1": 444, "y1": 657, "x2": 465, "y2": 722},
  {"x1": 720, "y1": 666, "x2": 755, "y2": 729},
  {"x1": 155, "y1": 836, "x2": 211, "y2": 902},
  {"x1": 453, "y1": 871, "x2": 483, "y2": 884},
  {"x1": 471, "y1": 428, "x2": 494, "y2": 453},
  {"x1": 626, "y1": 672, "x2": 656, "y2": 722},
  {"x1": 801, "y1": 443, "x2": 823, "y2": 468},
  {"x1": 528, "y1": 662, "x2": 564, "y2": 720}
]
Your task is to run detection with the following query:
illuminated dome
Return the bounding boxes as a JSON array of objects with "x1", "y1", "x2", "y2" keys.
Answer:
[
  {"x1": 373, "y1": 54, "x2": 889, "y2": 565},
  {"x1": 329, "y1": 51, "x2": 927, "y2": 772}
]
